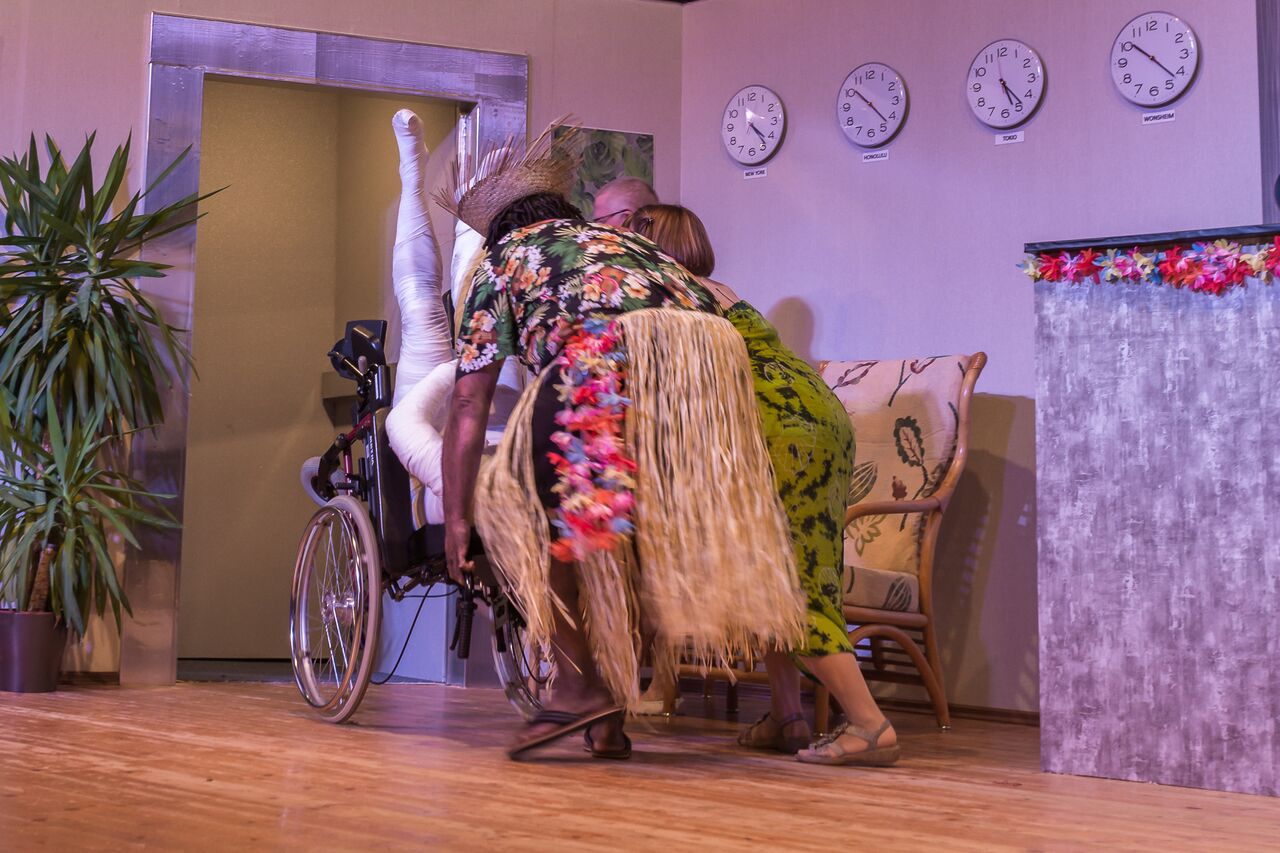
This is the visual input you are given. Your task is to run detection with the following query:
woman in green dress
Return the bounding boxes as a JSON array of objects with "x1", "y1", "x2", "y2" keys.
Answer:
[{"x1": 629, "y1": 205, "x2": 899, "y2": 767}]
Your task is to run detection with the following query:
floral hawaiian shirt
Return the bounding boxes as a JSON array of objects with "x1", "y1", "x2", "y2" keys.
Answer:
[{"x1": 455, "y1": 219, "x2": 721, "y2": 374}]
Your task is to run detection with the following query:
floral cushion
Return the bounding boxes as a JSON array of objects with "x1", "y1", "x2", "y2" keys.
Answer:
[{"x1": 819, "y1": 356, "x2": 971, "y2": 611}]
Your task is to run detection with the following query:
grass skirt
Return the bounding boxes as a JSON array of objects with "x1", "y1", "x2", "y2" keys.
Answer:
[{"x1": 474, "y1": 308, "x2": 805, "y2": 710}]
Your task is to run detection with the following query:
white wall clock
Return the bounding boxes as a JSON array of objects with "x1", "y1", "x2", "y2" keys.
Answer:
[
  {"x1": 721, "y1": 84, "x2": 786, "y2": 166},
  {"x1": 1111, "y1": 12, "x2": 1199, "y2": 108},
  {"x1": 837, "y1": 62, "x2": 908, "y2": 148},
  {"x1": 966, "y1": 39, "x2": 1046, "y2": 129}
]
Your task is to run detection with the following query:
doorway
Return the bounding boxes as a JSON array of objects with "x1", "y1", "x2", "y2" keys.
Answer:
[
  {"x1": 133, "y1": 14, "x2": 527, "y2": 684},
  {"x1": 177, "y1": 78, "x2": 458, "y2": 662}
]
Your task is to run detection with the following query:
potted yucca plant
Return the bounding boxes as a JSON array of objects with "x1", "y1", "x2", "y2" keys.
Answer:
[{"x1": 0, "y1": 133, "x2": 207, "y2": 691}]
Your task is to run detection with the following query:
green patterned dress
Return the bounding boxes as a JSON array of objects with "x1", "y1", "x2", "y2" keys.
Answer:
[{"x1": 727, "y1": 302, "x2": 855, "y2": 658}]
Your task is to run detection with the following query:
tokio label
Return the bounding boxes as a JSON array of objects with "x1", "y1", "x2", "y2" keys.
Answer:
[
  {"x1": 862, "y1": 150, "x2": 891, "y2": 163},
  {"x1": 1142, "y1": 110, "x2": 1176, "y2": 125},
  {"x1": 994, "y1": 131, "x2": 1025, "y2": 146},
  {"x1": 743, "y1": 167, "x2": 768, "y2": 180}
]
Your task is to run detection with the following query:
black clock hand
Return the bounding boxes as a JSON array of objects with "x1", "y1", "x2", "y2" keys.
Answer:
[
  {"x1": 854, "y1": 90, "x2": 888, "y2": 123},
  {"x1": 748, "y1": 122, "x2": 767, "y2": 144},
  {"x1": 1127, "y1": 42, "x2": 1178, "y2": 79},
  {"x1": 1000, "y1": 79, "x2": 1023, "y2": 107}
]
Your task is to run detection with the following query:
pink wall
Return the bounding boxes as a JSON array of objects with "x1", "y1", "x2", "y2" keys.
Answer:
[
  {"x1": 0, "y1": 0, "x2": 685, "y2": 204},
  {"x1": 680, "y1": 0, "x2": 1262, "y2": 711}
]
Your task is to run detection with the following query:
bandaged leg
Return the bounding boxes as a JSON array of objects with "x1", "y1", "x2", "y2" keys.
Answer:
[{"x1": 391, "y1": 109, "x2": 454, "y2": 404}]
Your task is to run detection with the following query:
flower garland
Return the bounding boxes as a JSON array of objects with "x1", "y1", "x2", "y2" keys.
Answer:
[
  {"x1": 546, "y1": 316, "x2": 637, "y2": 563},
  {"x1": 1022, "y1": 237, "x2": 1280, "y2": 296}
]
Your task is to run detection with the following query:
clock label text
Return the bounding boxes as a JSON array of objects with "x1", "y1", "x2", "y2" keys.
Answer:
[
  {"x1": 1142, "y1": 110, "x2": 1176, "y2": 125},
  {"x1": 862, "y1": 150, "x2": 891, "y2": 163},
  {"x1": 995, "y1": 131, "x2": 1026, "y2": 146},
  {"x1": 743, "y1": 167, "x2": 768, "y2": 180}
]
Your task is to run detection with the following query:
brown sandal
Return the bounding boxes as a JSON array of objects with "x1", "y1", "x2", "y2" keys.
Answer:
[
  {"x1": 795, "y1": 718, "x2": 899, "y2": 766},
  {"x1": 737, "y1": 712, "x2": 811, "y2": 755}
]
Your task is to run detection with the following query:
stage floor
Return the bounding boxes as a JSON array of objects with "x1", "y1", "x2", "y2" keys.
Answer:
[{"x1": 1, "y1": 682, "x2": 1276, "y2": 851}]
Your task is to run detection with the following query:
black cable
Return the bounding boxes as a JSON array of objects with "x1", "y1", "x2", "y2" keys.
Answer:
[{"x1": 370, "y1": 585, "x2": 455, "y2": 685}]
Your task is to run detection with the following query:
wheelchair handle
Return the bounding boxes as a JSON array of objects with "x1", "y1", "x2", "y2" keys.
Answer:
[{"x1": 451, "y1": 581, "x2": 477, "y2": 660}]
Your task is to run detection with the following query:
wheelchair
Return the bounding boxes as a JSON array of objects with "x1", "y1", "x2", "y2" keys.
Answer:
[{"x1": 289, "y1": 320, "x2": 550, "y2": 723}]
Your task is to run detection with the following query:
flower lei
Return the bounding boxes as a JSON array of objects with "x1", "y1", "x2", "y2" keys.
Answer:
[
  {"x1": 1022, "y1": 237, "x2": 1280, "y2": 297},
  {"x1": 546, "y1": 316, "x2": 637, "y2": 563}
]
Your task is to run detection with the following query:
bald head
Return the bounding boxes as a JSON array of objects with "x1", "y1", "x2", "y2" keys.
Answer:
[{"x1": 592, "y1": 177, "x2": 659, "y2": 227}]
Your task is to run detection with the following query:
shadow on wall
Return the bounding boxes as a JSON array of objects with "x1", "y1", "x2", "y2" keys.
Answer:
[
  {"x1": 932, "y1": 393, "x2": 1040, "y2": 714},
  {"x1": 767, "y1": 297, "x2": 816, "y2": 364}
]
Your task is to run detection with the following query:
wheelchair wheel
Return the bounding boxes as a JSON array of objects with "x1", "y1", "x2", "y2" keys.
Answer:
[
  {"x1": 490, "y1": 595, "x2": 553, "y2": 721},
  {"x1": 290, "y1": 495, "x2": 383, "y2": 723}
]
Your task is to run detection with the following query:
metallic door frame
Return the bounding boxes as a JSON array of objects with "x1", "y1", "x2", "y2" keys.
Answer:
[{"x1": 124, "y1": 13, "x2": 527, "y2": 684}]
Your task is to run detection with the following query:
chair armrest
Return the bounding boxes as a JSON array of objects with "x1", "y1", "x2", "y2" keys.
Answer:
[{"x1": 845, "y1": 497, "x2": 940, "y2": 525}]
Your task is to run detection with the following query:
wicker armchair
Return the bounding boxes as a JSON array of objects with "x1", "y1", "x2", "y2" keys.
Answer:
[{"x1": 812, "y1": 352, "x2": 987, "y2": 730}]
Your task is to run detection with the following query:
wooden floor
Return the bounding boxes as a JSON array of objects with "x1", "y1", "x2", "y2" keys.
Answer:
[{"x1": 2, "y1": 683, "x2": 1277, "y2": 851}]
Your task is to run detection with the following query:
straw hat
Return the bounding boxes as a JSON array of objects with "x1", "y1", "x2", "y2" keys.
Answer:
[{"x1": 435, "y1": 117, "x2": 583, "y2": 236}]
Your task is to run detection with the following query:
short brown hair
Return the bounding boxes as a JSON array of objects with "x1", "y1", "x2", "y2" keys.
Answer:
[{"x1": 626, "y1": 204, "x2": 716, "y2": 277}]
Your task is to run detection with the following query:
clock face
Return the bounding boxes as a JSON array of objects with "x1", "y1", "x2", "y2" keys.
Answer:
[
  {"x1": 721, "y1": 85, "x2": 785, "y2": 166},
  {"x1": 966, "y1": 39, "x2": 1045, "y2": 129},
  {"x1": 1111, "y1": 12, "x2": 1199, "y2": 107},
  {"x1": 837, "y1": 63, "x2": 908, "y2": 148}
]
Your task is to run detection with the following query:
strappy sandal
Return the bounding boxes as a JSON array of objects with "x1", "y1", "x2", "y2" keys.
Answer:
[
  {"x1": 736, "y1": 712, "x2": 812, "y2": 755},
  {"x1": 795, "y1": 718, "x2": 899, "y2": 767},
  {"x1": 583, "y1": 726, "x2": 633, "y2": 760},
  {"x1": 507, "y1": 706, "x2": 624, "y2": 761}
]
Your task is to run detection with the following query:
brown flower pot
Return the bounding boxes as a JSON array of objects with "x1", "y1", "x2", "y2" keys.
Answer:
[{"x1": 0, "y1": 611, "x2": 68, "y2": 693}]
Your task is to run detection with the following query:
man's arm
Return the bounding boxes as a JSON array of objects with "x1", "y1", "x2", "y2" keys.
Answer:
[{"x1": 443, "y1": 361, "x2": 502, "y2": 582}]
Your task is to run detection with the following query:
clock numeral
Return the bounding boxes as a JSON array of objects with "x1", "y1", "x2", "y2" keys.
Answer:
[
  {"x1": 771, "y1": 117, "x2": 778, "y2": 126},
  {"x1": 729, "y1": 136, "x2": 737, "y2": 145},
  {"x1": 841, "y1": 102, "x2": 851, "y2": 112},
  {"x1": 1180, "y1": 48, "x2": 1190, "y2": 60},
  {"x1": 974, "y1": 66, "x2": 988, "y2": 78},
  {"x1": 1149, "y1": 86, "x2": 1159, "y2": 97},
  {"x1": 973, "y1": 82, "x2": 983, "y2": 93},
  {"x1": 888, "y1": 81, "x2": 897, "y2": 91},
  {"x1": 768, "y1": 103, "x2": 775, "y2": 112},
  {"x1": 845, "y1": 88, "x2": 856, "y2": 97},
  {"x1": 1015, "y1": 102, "x2": 1024, "y2": 113},
  {"x1": 977, "y1": 97, "x2": 986, "y2": 108},
  {"x1": 1027, "y1": 72, "x2": 1038, "y2": 84},
  {"x1": 892, "y1": 95, "x2": 901, "y2": 105},
  {"x1": 1177, "y1": 65, "x2": 1186, "y2": 76},
  {"x1": 729, "y1": 109, "x2": 739, "y2": 118},
  {"x1": 748, "y1": 92, "x2": 757, "y2": 101},
  {"x1": 1023, "y1": 58, "x2": 1032, "y2": 69},
  {"x1": 726, "y1": 123, "x2": 734, "y2": 132},
  {"x1": 846, "y1": 117, "x2": 855, "y2": 127},
  {"x1": 1123, "y1": 73, "x2": 1132, "y2": 84},
  {"x1": 1165, "y1": 79, "x2": 1174, "y2": 90},
  {"x1": 1117, "y1": 57, "x2": 1129, "y2": 68},
  {"x1": 1146, "y1": 19, "x2": 1158, "y2": 31},
  {"x1": 1025, "y1": 89, "x2": 1033, "y2": 99},
  {"x1": 997, "y1": 46, "x2": 1008, "y2": 57},
  {"x1": 1175, "y1": 32, "x2": 1185, "y2": 44}
]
